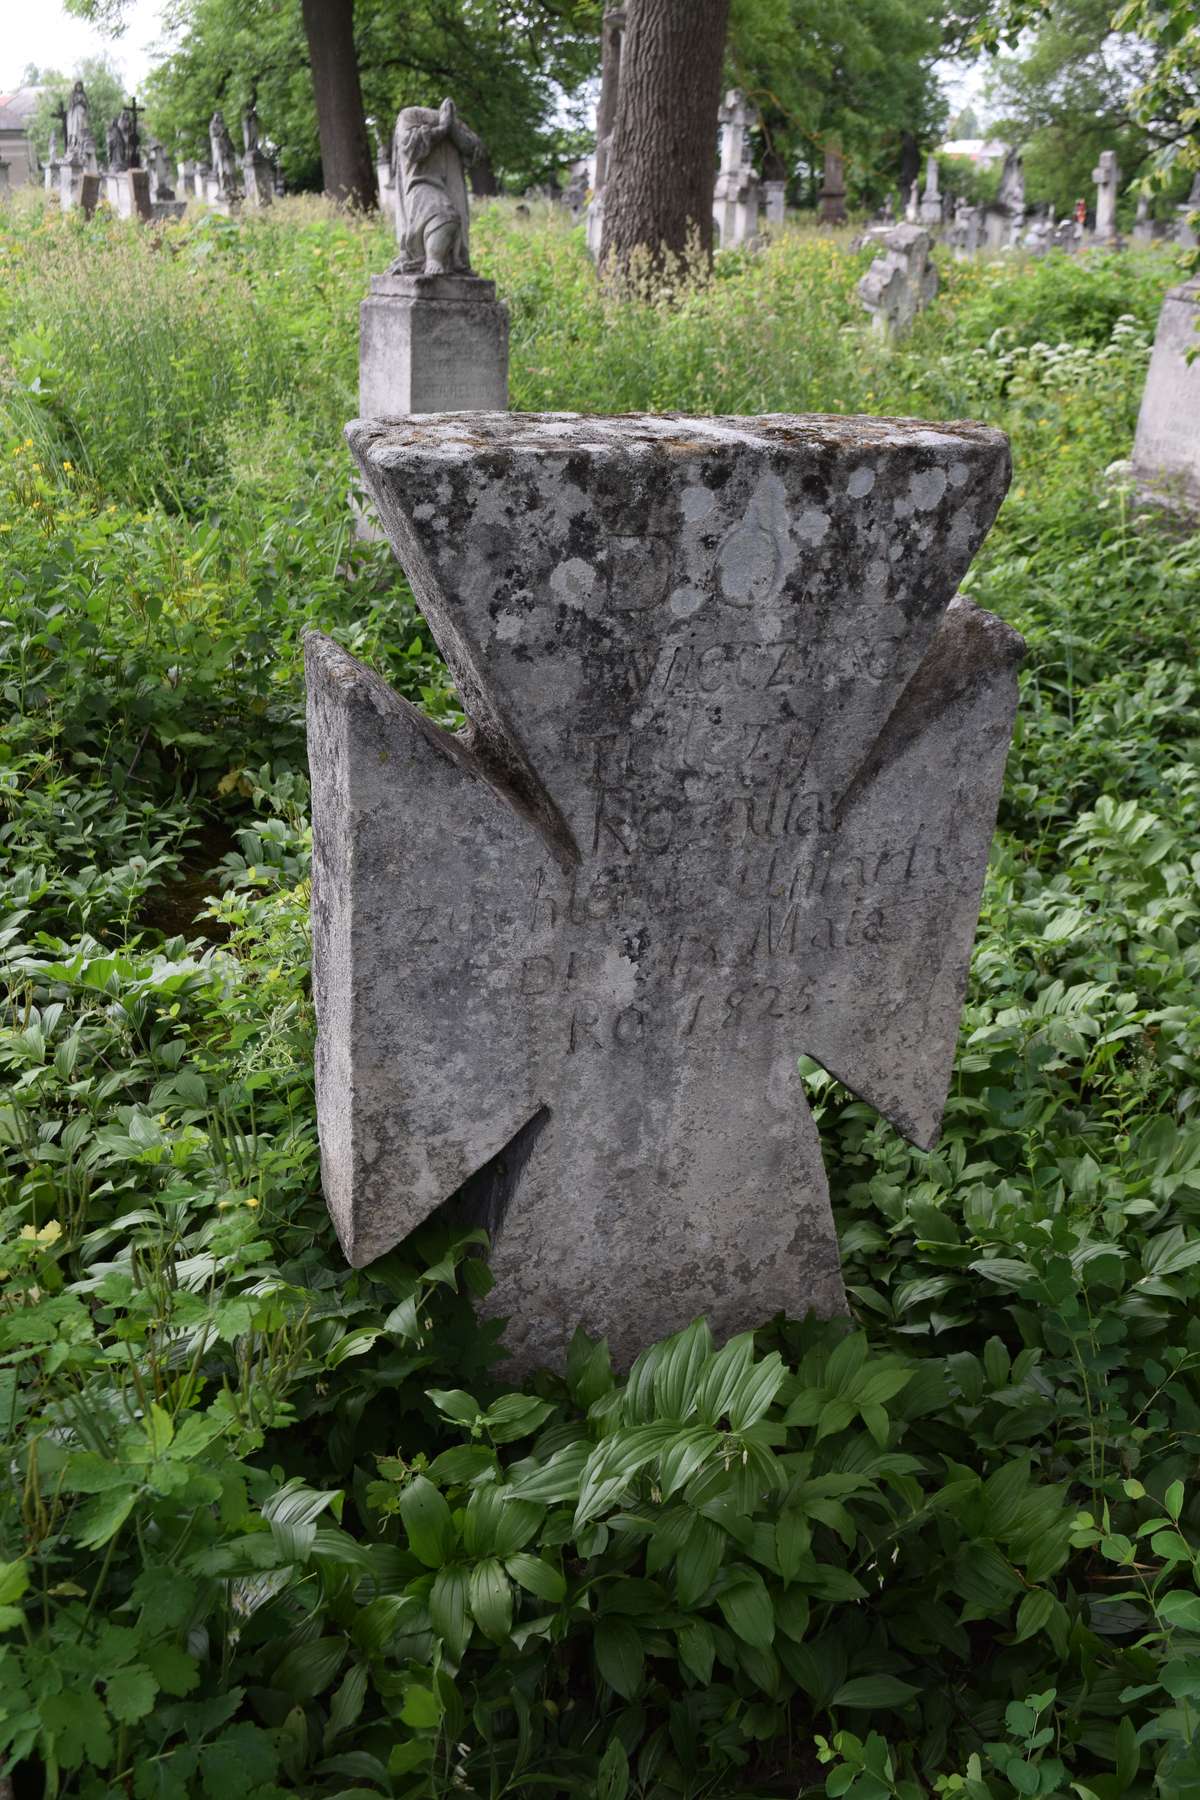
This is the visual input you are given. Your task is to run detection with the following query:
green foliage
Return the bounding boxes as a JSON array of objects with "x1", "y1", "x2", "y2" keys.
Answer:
[
  {"x1": 139, "y1": 0, "x2": 602, "y2": 194},
  {"x1": 1, "y1": 193, "x2": 1199, "y2": 1793}
]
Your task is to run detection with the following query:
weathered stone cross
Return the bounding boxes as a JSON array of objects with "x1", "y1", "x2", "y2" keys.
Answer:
[{"x1": 308, "y1": 414, "x2": 1022, "y2": 1372}]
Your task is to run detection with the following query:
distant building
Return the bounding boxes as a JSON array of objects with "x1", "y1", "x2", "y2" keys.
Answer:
[
  {"x1": 0, "y1": 87, "x2": 42, "y2": 187},
  {"x1": 940, "y1": 138, "x2": 1009, "y2": 169}
]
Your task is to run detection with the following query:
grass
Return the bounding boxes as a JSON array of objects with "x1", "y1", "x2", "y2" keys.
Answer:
[{"x1": 0, "y1": 190, "x2": 1198, "y2": 1799}]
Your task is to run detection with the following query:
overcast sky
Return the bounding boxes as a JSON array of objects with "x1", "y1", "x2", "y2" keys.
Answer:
[{"x1": 1, "y1": 0, "x2": 169, "y2": 95}]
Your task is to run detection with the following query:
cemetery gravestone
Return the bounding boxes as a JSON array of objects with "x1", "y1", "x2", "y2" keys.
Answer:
[
  {"x1": 1132, "y1": 193, "x2": 1153, "y2": 244},
  {"x1": 918, "y1": 153, "x2": 941, "y2": 227},
  {"x1": 857, "y1": 224, "x2": 938, "y2": 334},
  {"x1": 309, "y1": 410, "x2": 1022, "y2": 1372},
  {"x1": 1092, "y1": 150, "x2": 1120, "y2": 245},
  {"x1": 985, "y1": 147, "x2": 1024, "y2": 250},
  {"x1": 1130, "y1": 278, "x2": 1200, "y2": 515},
  {"x1": 713, "y1": 91, "x2": 760, "y2": 247},
  {"x1": 359, "y1": 99, "x2": 509, "y2": 417},
  {"x1": 242, "y1": 105, "x2": 273, "y2": 208},
  {"x1": 763, "y1": 180, "x2": 786, "y2": 229},
  {"x1": 818, "y1": 144, "x2": 848, "y2": 227}
]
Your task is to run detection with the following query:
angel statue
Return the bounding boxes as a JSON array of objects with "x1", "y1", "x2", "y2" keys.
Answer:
[
  {"x1": 389, "y1": 97, "x2": 482, "y2": 276},
  {"x1": 209, "y1": 110, "x2": 238, "y2": 194}
]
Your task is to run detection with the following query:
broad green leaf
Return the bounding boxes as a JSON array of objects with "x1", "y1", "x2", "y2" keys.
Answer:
[
  {"x1": 1158, "y1": 1589, "x2": 1200, "y2": 1630},
  {"x1": 426, "y1": 1387, "x2": 480, "y2": 1425},
  {"x1": 727, "y1": 1352, "x2": 785, "y2": 1432},
  {"x1": 653, "y1": 1318, "x2": 713, "y2": 1420},
  {"x1": 0, "y1": 1559, "x2": 29, "y2": 1608},
  {"x1": 594, "y1": 1616, "x2": 643, "y2": 1698},
  {"x1": 74, "y1": 1486, "x2": 138, "y2": 1550},
  {"x1": 677, "y1": 1619, "x2": 715, "y2": 1684},
  {"x1": 106, "y1": 1664, "x2": 158, "y2": 1723},
  {"x1": 832, "y1": 1674, "x2": 920, "y2": 1709},
  {"x1": 468, "y1": 1558, "x2": 514, "y2": 1642},
  {"x1": 597, "y1": 1736, "x2": 630, "y2": 1800},
  {"x1": 271, "y1": 1636, "x2": 346, "y2": 1702},
  {"x1": 431, "y1": 1564, "x2": 471, "y2": 1658},
  {"x1": 505, "y1": 1551, "x2": 566, "y2": 1603},
  {"x1": 676, "y1": 1514, "x2": 725, "y2": 1607},
  {"x1": 503, "y1": 1441, "x2": 589, "y2": 1504},
  {"x1": 484, "y1": 1393, "x2": 555, "y2": 1444},
  {"x1": 1015, "y1": 1587, "x2": 1055, "y2": 1642},
  {"x1": 326, "y1": 1663, "x2": 368, "y2": 1745},
  {"x1": 400, "y1": 1475, "x2": 455, "y2": 1568},
  {"x1": 716, "y1": 1570, "x2": 774, "y2": 1648},
  {"x1": 40, "y1": 1690, "x2": 112, "y2": 1771},
  {"x1": 400, "y1": 1684, "x2": 442, "y2": 1728},
  {"x1": 694, "y1": 1333, "x2": 756, "y2": 1425}
]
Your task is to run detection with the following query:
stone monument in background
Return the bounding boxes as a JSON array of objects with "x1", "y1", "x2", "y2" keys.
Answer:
[
  {"x1": 102, "y1": 102, "x2": 151, "y2": 220},
  {"x1": 309, "y1": 409, "x2": 1022, "y2": 1372},
  {"x1": 818, "y1": 142, "x2": 848, "y2": 226},
  {"x1": 208, "y1": 109, "x2": 239, "y2": 209},
  {"x1": 358, "y1": 98, "x2": 509, "y2": 417},
  {"x1": 918, "y1": 153, "x2": 942, "y2": 227},
  {"x1": 1092, "y1": 150, "x2": 1120, "y2": 246},
  {"x1": 241, "y1": 104, "x2": 273, "y2": 208},
  {"x1": 1129, "y1": 279, "x2": 1200, "y2": 515},
  {"x1": 984, "y1": 147, "x2": 1024, "y2": 250},
  {"x1": 857, "y1": 224, "x2": 938, "y2": 333},
  {"x1": 713, "y1": 91, "x2": 760, "y2": 246}
]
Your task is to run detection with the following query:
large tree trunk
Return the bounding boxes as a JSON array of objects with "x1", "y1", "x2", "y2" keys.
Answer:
[
  {"x1": 300, "y1": 0, "x2": 376, "y2": 209},
  {"x1": 599, "y1": 0, "x2": 731, "y2": 271}
]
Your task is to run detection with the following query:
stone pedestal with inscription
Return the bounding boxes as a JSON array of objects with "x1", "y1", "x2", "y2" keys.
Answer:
[
  {"x1": 358, "y1": 272, "x2": 509, "y2": 417},
  {"x1": 310, "y1": 411, "x2": 1023, "y2": 1373}
]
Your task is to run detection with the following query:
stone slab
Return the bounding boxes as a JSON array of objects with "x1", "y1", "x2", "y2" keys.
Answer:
[
  {"x1": 358, "y1": 290, "x2": 509, "y2": 417},
  {"x1": 1131, "y1": 279, "x2": 1200, "y2": 515},
  {"x1": 369, "y1": 272, "x2": 497, "y2": 303},
  {"x1": 312, "y1": 411, "x2": 1022, "y2": 1372}
]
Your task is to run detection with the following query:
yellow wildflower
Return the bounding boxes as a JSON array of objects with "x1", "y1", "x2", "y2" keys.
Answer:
[{"x1": 19, "y1": 1220, "x2": 63, "y2": 1246}]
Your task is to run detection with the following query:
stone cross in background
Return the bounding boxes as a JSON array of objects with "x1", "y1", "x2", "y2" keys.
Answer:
[
  {"x1": 358, "y1": 98, "x2": 509, "y2": 417},
  {"x1": 857, "y1": 225, "x2": 938, "y2": 333},
  {"x1": 918, "y1": 153, "x2": 941, "y2": 227},
  {"x1": 309, "y1": 411, "x2": 1022, "y2": 1373},
  {"x1": 242, "y1": 104, "x2": 273, "y2": 208},
  {"x1": 1092, "y1": 150, "x2": 1121, "y2": 245},
  {"x1": 713, "y1": 91, "x2": 760, "y2": 246}
]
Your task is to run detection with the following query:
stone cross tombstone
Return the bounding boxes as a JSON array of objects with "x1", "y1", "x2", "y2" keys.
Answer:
[
  {"x1": 857, "y1": 224, "x2": 938, "y2": 334},
  {"x1": 1092, "y1": 150, "x2": 1120, "y2": 245},
  {"x1": 359, "y1": 98, "x2": 509, "y2": 418},
  {"x1": 1130, "y1": 278, "x2": 1200, "y2": 515},
  {"x1": 309, "y1": 410, "x2": 1022, "y2": 1373},
  {"x1": 905, "y1": 180, "x2": 919, "y2": 224},
  {"x1": 713, "y1": 91, "x2": 759, "y2": 246},
  {"x1": 918, "y1": 153, "x2": 941, "y2": 227}
]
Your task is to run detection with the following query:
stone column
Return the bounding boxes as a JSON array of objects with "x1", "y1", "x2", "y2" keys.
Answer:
[
  {"x1": 818, "y1": 143, "x2": 847, "y2": 225},
  {"x1": 242, "y1": 150, "x2": 274, "y2": 207},
  {"x1": 359, "y1": 273, "x2": 509, "y2": 416},
  {"x1": 763, "y1": 180, "x2": 785, "y2": 229},
  {"x1": 1092, "y1": 150, "x2": 1120, "y2": 244},
  {"x1": 918, "y1": 152, "x2": 941, "y2": 226},
  {"x1": 59, "y1": 157, "x2": 85, "y2": 211}
]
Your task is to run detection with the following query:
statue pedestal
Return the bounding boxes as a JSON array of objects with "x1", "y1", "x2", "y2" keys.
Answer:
[
  {"x1": 358, "y1": 272, "x2": 509, "y2": 417},
  {"x1": 242, "y1": 151, "x2": 273, "y2": 208},
  {"x1": 101, "y1": 170, "x2": 152, "y2": 221}
]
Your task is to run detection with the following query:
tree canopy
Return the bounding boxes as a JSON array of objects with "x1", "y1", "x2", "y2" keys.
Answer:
[
  {"x1": 139, "y1": 0, "x2": 602, "y2": 193},
  {"x1": 984, "y1": 0, "x2": 1198, "y2": 214},
  {"x1": 726, "y1": 0, "x2": 947, "y2": 206}
]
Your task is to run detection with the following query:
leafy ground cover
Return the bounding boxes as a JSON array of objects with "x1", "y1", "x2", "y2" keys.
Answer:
[{"x1": 0, "y1": 194, "x2": 1198, "y2": 1799}]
